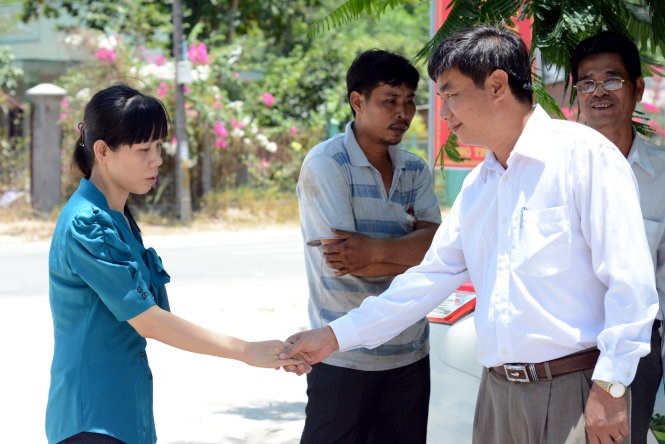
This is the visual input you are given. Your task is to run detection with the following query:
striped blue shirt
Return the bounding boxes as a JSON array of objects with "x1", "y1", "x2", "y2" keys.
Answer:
[{"x1": 297, "y1": 122, "x2": 441, "y2": 370}]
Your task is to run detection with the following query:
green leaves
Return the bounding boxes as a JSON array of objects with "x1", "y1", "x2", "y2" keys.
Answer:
[
  {"x1": 310, "y1": 0, "x2": 665, "y2": 153},
  {"x1": 308, "y1": 0, "x2": 412, "y2": 37},
  {"x1": 532, "y1": 73, "x2": 565, "y2": 119},
  {"x1": 418, "y1": 0, "x2": 527, "y2": 62},
  {"x1": 0, "y1": 46, "x2": 22, "y2": 95}
]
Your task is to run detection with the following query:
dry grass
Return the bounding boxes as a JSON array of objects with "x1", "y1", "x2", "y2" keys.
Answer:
[
  {"x1": 0, "y1": 199, "x2": 57, "y2": 242},
  {"x1": 0, "y1": 188, "x2": 301, "y2": 243},
  {"x1": 1, "y1": 188, "x2": 449, "y2": 244}
]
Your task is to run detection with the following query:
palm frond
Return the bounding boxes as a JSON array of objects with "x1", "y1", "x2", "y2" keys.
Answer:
[
  {"x1": 416, "y1": 0, "x2": 526, "y2": 62},
  {"x1": 624, "y1": 0, "x2": 665, "y2": 54},
  {"x1": 633, "y1": 110, "x2": 656, "y2": 138},
  {"x1": 307, "y1": 0, "x2": 412, "y2": 37},
  {"x1": 434, "y1": 132, "x2": 466, "y2": 174},
  {"x1": 532, "y1": 73, "x2": 565, "y2": 119}
]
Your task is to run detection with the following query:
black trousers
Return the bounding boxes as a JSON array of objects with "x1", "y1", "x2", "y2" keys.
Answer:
[
  {"x1": 631, "y1": 319, "x2": 663, "y2": 444},
  {"x1": 301, "y1": 355, "x2": 430, "y2": 444}
]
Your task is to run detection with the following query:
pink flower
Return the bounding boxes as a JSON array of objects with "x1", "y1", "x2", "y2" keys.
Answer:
[
  {"x1": 261, "y1": 92, "x2": 275, "y2": 107},
  {"x1": 184, "y1": 85, "x2": 191, "y2": 93},
  {"x1": 289, "y1": 126, "x2": 298, "y2": 136},
  {"x1": 650, "y1": 120, "x2": 665, "y2": 136},
  {"x1": 187, "y1": 42, "x2": 209, "y2": 65},
  {"x1": 560, "y1": 107, "x2": 578, "y2": 121},
  {"x1": 643, "y1": 103, "x2": 660, "y2": 113},
  {"x1": 156, "y1": 82, "x2": 169, "y2": 98},
  {"x1": 61, "y1": 98, "x2": 69, "y2": 109},
  {"x1": 153, "y1": 54, "x2": 167, "y2": 66},
  {"x1": 230, "y1": 118, "x2": 246, "y2": 129},
  {"x1": 95, "y1": 48, "x2": 117, "y2": 62},
  {"x1": 213, "y1": 121, "x2": 229, "y2": 138},
  {"x1": 215, "y1": 138, "x2": 229, "y2": 149},
  {"x1": 234, "y1": 72, "x2": 240, "y2": 79},
  {"x1": 257, "y1": 158, "x2": 271, "y2": 172},
  {"x1": 59, "y1": 113, "x2": 66, "y2": 120}
]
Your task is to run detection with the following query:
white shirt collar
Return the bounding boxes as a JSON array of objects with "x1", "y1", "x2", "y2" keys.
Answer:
[
  {"x1": 627, "y1": 132, "x2": 656, "y2": 177},
  {"x1": 479, "y1": 105, "x2": 549, "y2": 182}
]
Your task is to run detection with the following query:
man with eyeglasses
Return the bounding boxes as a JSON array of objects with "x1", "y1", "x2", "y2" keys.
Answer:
[{"x1": 572, "y1": 31, "x2": 665, "y2": 444}]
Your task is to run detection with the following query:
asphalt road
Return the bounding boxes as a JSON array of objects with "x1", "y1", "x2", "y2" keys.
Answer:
[{"x1": 0, "y1": 227, "x2": 311, "y2": 444}]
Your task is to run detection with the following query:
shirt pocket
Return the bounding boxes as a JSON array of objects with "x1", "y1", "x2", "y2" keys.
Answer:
[
  {"x1": 515, "y1": 205, "x2": 572, "y2": 277},
  {"x1": 643, "y1": 219, "x2": 665, "y2": 267}
]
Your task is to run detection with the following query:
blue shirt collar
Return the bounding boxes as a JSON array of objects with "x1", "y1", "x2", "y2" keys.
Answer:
[
  {"x1": 343, "y1": 121, "x2": 405, "y2": 170},
  {"x1": 77, "y1": 178, "x2": 114, "y2": 212}
]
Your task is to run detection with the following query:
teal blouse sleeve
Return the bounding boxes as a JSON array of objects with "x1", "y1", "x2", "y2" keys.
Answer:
[{"x1": 66, "y1": 208, "x2": 157, "y2": 322}]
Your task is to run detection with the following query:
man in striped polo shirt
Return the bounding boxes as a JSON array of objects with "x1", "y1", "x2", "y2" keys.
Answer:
[{"x1": 295, "y1": 49, "x2": 441, "y2": 444}]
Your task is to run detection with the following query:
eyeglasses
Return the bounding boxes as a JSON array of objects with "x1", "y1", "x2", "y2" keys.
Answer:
[{"x1": 573, "y1": 77, "x2": 625, "y2": 94}]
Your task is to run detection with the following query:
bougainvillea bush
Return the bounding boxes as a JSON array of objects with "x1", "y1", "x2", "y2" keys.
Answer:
[{"x1": 56, "y1": 29, "x2": 346, "y2": 215}]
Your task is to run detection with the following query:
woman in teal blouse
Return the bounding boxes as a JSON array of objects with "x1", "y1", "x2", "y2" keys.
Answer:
[{"x1": 46, "y1": 84, "x2": 306, "y2": 444}]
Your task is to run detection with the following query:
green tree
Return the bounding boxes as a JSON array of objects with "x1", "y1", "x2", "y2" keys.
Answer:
[
  {"x1": 21, "y1": 0, "x2": 328, "y2": 54},
  {"x1": 0, "y1": 46, "x2": 25, "y2": 190},
  {"x1": 311, "y1": 0, "x2": 664, "y2": 106},
  {"x1": 310, "y1": 0, "x2": 665, "y2": 159},
  {"x1": 22, "y1": 1, "x2": 431, "y2": 215},
  {"x1": 0, "y1": 46, "x2": 23, "y2": 95}
]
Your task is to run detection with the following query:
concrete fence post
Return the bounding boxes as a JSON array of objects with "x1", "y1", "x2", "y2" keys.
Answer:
[{"x1": 26, "y1": 83, "x2": 66, "y2": 213}]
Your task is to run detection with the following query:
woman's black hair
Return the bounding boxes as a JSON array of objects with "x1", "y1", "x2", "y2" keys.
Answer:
[{"x1": 73, "y1": 83, "x2": 169, "y2": 226}]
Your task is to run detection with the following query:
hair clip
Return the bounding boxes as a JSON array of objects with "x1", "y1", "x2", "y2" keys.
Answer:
[{"x1": 77, "y1": 122, "x2": 85, "y2": 146}]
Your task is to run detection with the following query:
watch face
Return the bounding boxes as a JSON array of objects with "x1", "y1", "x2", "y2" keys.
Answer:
[{"x1": 609, "y1": 383, "x2": 626, "y2": 398}]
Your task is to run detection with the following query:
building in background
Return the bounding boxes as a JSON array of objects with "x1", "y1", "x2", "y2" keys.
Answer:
[{"x1": 0, "y1": 1, "x2": 85, "y2": 96}]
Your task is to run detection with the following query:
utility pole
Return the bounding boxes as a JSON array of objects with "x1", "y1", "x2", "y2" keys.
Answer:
[{"x1": 172, "y1": 0, "x2": 192, "y2": 222}]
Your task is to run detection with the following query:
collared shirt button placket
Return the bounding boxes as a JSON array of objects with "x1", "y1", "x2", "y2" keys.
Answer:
[{"x1": 494, "y1": 182, "x2": 514, "y2": 361}]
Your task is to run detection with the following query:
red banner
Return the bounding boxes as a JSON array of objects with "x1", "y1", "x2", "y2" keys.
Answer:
[{"x1": 433, "y1": 3, "x2": 533, "y2": 168}]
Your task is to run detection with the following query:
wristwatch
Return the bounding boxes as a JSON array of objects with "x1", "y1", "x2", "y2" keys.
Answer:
[{"x1": 593, "y1": 380, "x2": 626, "y2": 398}]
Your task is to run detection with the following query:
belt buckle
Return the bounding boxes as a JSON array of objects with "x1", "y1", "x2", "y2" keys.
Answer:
[{"x1": 504, "y1": 364, "x2": 531, "y2": 382}]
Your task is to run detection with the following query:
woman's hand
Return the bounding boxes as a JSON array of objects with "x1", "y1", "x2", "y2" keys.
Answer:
[{"x1": 243, "y1": 340, "x2": 312, "y2": 373}]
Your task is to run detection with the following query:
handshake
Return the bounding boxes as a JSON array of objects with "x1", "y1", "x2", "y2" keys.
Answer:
[{"x1": 251, "y1": 327, "x2": 339, "y2": 375}]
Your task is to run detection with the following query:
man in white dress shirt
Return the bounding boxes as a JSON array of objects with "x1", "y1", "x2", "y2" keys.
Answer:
[
  {"x1": 281, "y1": 25, "x2": 659, "y2": 444},
  {"x1": 572, "y1": 31, "x2": 665, "y2": 444}
]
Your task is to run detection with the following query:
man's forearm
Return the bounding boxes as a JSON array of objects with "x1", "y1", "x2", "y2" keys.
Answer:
[
  {"x1": 372, "y1": 222, "x2": 438, "y2": 266},
  {"x1": 351, "y1": 262, "x2": 411, "y2": 277}
]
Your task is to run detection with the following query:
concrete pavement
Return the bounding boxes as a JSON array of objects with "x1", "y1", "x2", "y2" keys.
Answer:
[{"x1": 0, "y1": 228, "x2": 311, "y2": 443}]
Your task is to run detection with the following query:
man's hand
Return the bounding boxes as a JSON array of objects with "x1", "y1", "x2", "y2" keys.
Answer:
[
  {"x1": 322, "y1": 229, "x2": 379, "y2": 276},
  {"x1": 585, "y1": 384, "x2": 629, "y2": 443},
  {"x1": 242, "y1": 340, "x2": 312, "y2": 372},
  {"x1": 279, "y1": 326, "x2": 340, "y2": 373}
]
